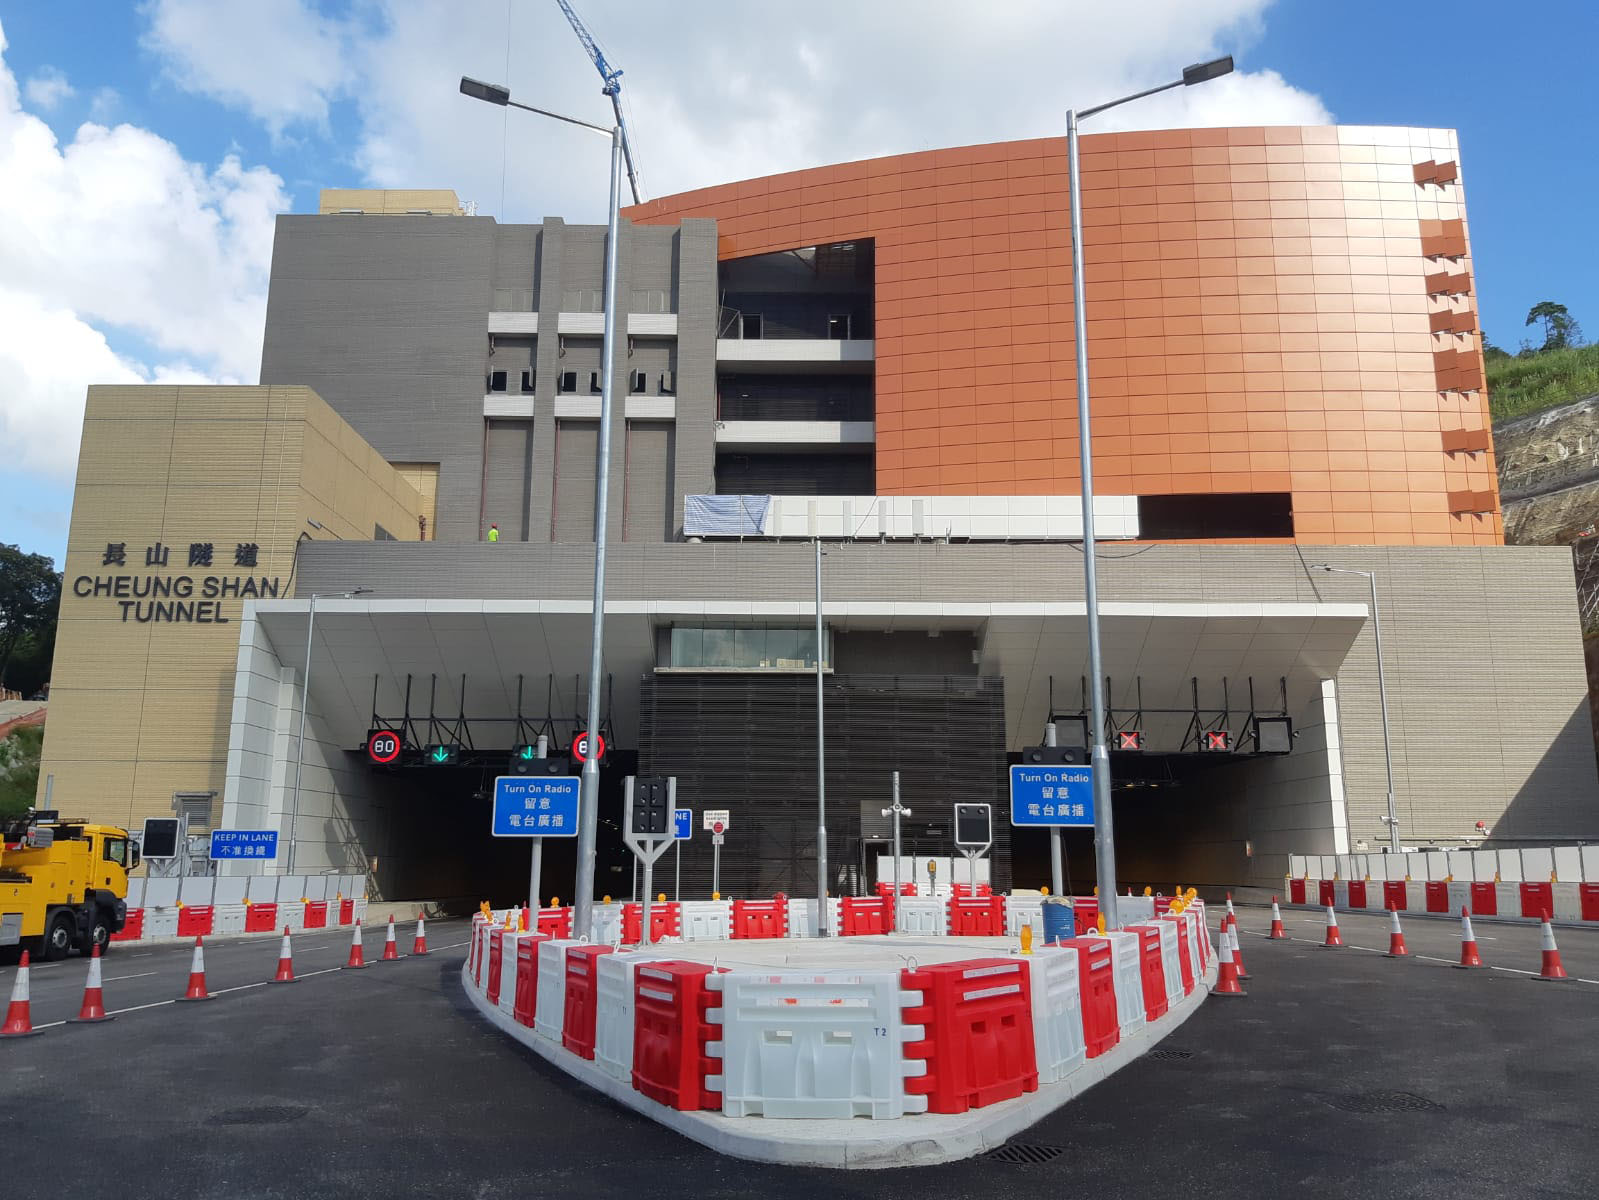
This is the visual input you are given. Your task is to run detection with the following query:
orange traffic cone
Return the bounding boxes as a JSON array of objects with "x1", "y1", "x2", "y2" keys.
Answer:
[
  {"x1": 1454, "y1": 906, "x2": 1483, "y2": 969},
  {"x1": 1225, "y1": 892, "x2": 1236, "y2": 922},
  {"x1": 179, "y1": 937, "x2": 211, "y2": 1001},
  {"x1": 1385, "y1": 908, "x2": 1410, "y2": 958},
  {"x1": 1268, "y1": 896, "x2": 1286, "y2": 939},
  {"x1": 1228, "y1": 925, "x2": 1250, "y2": 980},
  {"x1": 1534, "y1": 913, "x2": 1570, "y2": 981},
  {"x1": 71, "y1": 943, "x2": 112, "y2": 1022},
  {"x1": 1321, "y1": 905, "x2": 1343, "y2": 948},
  {"x1": 346, "y1": 921, "x2": 367, "y2": 969},
  {"x1": 1214, "y1": 931, "x2": 1246, "y2": 996},
  {"x1": 381, "y1": 915, "x2": 400, "y2": 962},
  {"x1": 412, "y1": 912, "x2": 429, "y2": 956},
  {"x1": 1, "y1": 950, "x2": 40, "y2": 1037},
  {"x1": 271, "y1": 926, "x2": 296, "y2": 984}
]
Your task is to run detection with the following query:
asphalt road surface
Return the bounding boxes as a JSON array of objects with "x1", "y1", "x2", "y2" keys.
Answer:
[{"x1": 3, "y1": 910, "x2": 1595, "y2": 1199}]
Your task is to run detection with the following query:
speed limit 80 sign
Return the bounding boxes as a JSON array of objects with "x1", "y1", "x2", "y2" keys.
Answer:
[{"x1": 366, "y1": 729, "x2": 403, "y2": 765}]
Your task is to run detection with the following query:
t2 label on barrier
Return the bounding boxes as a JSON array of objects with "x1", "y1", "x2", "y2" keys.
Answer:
[
  {"x1": 1009, "y1": 763, "x2": 1094, "y2": 826},
  {"x1": 491, "y1": 776, "x2": 579, "y2": 837}
]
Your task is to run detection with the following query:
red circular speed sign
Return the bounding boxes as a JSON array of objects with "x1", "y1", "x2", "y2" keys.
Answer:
[
  {"x1": 571, "y1": 731, "x2": 606, "y2": 763},
  {"x1": 712, "y1": 821, "x2": 724, "y2": 834},
  {"x1": 366, "y1": 730, "x2": 402, "y2": 764}
]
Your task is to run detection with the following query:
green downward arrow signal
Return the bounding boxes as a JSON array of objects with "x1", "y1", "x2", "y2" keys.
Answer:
[
  {"x1": 518, "y1": 745, "x2": 534, "y2": 760},
  {"x1": 432, "y1": 747, "x2": 449, "y2": 763}
]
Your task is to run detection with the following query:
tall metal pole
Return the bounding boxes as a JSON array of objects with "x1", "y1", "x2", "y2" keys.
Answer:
[
  {"x1": 572, "y1": 127, "x2": 623, "y2": 940},
  {"x1": 287, "y1": 593, "x2": 318, "y2": 876},
  {"x1": 529, "y1": 733, "x2": 549, "y2": 909},
  {"x1": 1045, "y1": 721, "x2": 1063, "y2": 896},
  {"x1": 815, "y1": 537, "x2": 829, "y2": 934},
  {"x1": 1367, "y1": 571, "x2": 1400, "y2": 853},
  {"x1": 1068, "y1": 109, "x2": 1118, "y2": 930}
]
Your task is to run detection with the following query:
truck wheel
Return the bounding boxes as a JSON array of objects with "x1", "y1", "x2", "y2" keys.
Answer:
[
  {"x1": 43, "y1": 911, "x2": 76, "y2": 961},
  {"x1": 90, "y1": 915, "x2": 112, "y2": 956}
]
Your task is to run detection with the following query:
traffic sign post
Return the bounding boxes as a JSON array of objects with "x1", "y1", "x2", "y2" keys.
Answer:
[
  {"x1": 526, "y1": 735, "x2": 550, "y2": 907},
  {"x1": 672, "y1": 808, "x2": 691, "y2": 903},
  {"x1": 623, "y1": 776, "x2": 677, "y2": 945},
  {"x1": 952, "y1": 802, "x2": 992, "y2": 892},
  {"x1": 881, "y1": 772, "x2": 911, "y2": 931},
  {"x1": 703, "y1": 810, "x2": 730, "y2": 897}
]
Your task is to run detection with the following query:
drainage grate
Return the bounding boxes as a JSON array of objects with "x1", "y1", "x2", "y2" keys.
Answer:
[
  {"x1": 1149, "y1": 1048, "x2": 1195, "y2": 1061},
  {"x1": 986, "y1": 1143, "x2": 1066, "y2": 1166},
  {"x1": 206, "y1": 1104, "x2": 310, "y2": 1127},
  {"x1": 1323, "y1": 1091, "x2": 1444, "y2": 1114}
]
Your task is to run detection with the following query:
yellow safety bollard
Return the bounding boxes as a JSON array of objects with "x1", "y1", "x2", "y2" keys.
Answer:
[
  {"x1": 602, "y1": 894, "x2": 612, "y2": 904},
  {"x1": 550, "y1": 897, "x2": 560, "y2": 906},
  {"x1": 1096, "y1": 913, "x2": 1106, "y2": 934},
  {"x1": 658, "y1": 893, "x2": 667, "y2": 903},
  {"x1": 1040, "y1": 886, "x2": 1050, "y2": 896},
  {"x1": 1020, "y1": 924, "x2": 1034, "y2": 955},
  {"x1": 1143, "y1": 886, "x2": 1153, "y2": 896},
  {"x1": 712, "y1": 891, "x2": 721, "y2": 901}
]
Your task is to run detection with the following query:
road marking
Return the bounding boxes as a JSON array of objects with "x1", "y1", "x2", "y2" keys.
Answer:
[
  {"x1": 107, "y1": 998, "x2": 177, "y2": 1016},
  {"x1": 296, "y1": 967, "x2": 343, "y2": 979},
  {"x1": 434, "y1": 941, "x2": 468, "y2": 950},
  {"x1": 31, "y1": 1019, "x2": 68, "y2": 1030},
  {"x1": 104, "y1": 972, "x2": 158, "y2": 982},
  {"x1": 130, "y1": 952, "x2": 153, "y2": 958},
  {"x1": 211, "y1": 981, "x2": 269, "y2": 996}
]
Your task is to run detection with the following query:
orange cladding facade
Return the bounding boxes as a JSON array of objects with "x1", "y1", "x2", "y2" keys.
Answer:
[{"x1": 627, "y1": 125, "x2": 1499, "y2": 546}]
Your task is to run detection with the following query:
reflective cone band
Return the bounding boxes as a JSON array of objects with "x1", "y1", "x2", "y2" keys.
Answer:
[
  {"x1": 1268, "y1": 897, "x2": 1286, "y2": 940},
  {"x1": 180, "y1": 937, "x2": 210, "y2": 1001},
  {"x1": 1225, "y1": 892, "x2": 1236, "y2": 920},
  {"x1": 272, "y1": 927, "x2": 296, "y2": 983},
  {"x1": 1214, "y1": 931, "x2": 1245, "y2": 996},
  {"x1": 1535, "y1": 914, "x2": 1570, "y2": 981},
  {"x1": 1, "y1": 950, "x2": 40, "y2": 1037},
  {"x1": 1228, "y1": 926, "x2": 1250, "y2": 979},
  {"x1": 1385, "y1": 908, "x2": 1409, "y2": 957},
  {"x1": 1455, "y1": 907, "x2": 1483, "y2": 969},
  {"x1": 1321, "y1": 905, "x2": 1343, "y2": 948},
  {"x1": 72, "y1": 943, "x2": 112, "y2": 1022},
  {"x1": 346, "y1": 921, "x2": 367, "y2": 969},
  {"x1": 381, "y1": 915, "x2": 399, "y2": 961},
  {"x1": 412, "y1": 912, "x2": 429, "y2": 956}
]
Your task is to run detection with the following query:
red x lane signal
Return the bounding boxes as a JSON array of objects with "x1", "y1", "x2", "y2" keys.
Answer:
[
  {"x1": 1117, "y1": 730, "x2": 1144, "y2": 751},
  {"x1": 1203, "y1": 730, "x2": 1232, "y2": 752}
]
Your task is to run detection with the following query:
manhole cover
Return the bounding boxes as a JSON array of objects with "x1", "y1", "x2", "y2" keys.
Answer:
[
  {"x1": 1149, "y1": 1048, "x2": 1195, "y2": 1061},
  {"x1": 206, "y1": 1104, "x2": 310, "y2": 1127},
  {"x1": 1323, "y1": 1091, "x2": 1444, "y2": 1114},
  {"x1": 986, "y1": 1143, "x2": 1065, "y2": 1165}
]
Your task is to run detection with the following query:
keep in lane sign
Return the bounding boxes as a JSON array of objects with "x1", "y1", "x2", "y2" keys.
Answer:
[
  {"x1": 673, "y1": 809, "x2": 692, "y2": 840},
  {"x1": 491, "y1": 776, "x2": 579, "y2": 837},
  {"x1": 1009, "y1": 763, "x2": 1095, "y2": 827},
  {"x1": 210, "y1": 829, "x2": 278, "y2": 859}
]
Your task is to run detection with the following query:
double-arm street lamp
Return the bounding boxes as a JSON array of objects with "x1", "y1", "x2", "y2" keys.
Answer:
[
  {"x1": 460, "y1": 76, "x2": 624, "y2": 939},
  {"x1": 1067, "y1": 55, "x2": 1233, "y2": 931}
]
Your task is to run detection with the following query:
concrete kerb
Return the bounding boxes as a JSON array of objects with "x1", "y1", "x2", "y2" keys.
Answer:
[{"x1": 460, "y1": 947, "x2": 1218, "y2": 1168}]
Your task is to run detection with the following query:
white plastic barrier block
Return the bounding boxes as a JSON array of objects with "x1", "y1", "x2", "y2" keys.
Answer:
[
  {"x1": 1584, "y1": 845, "x2": 1599, "y2": 882},
  {"x1": 1006, "y1": 897, "x2": 1044, "y2": 938},
  {"x1": 787, "y1": 897, "x2": 819, "y2": 938},
  {"x1": 1496, "y1": 883, "x2": 1524, "y2": 919},
  {"x1": 141, "y1": 878, "x2": 177, "y2": 910},
  {"x1": 302, "y1": 876, "x2": 329, "y2": 902},
  {"x1": 499, "y1": 932, "x2": 531, "y2": 1017},
  {"x1": 1152, "y1": 920, "x2": 1183, "y2": 1008},
  {"x1": 1332, "y1": 881, "x2": 1350, "y2": 909},
  {"x1": 1471, "y1": 849, "x2": 1498, "y2": 881},
  {"x1": 588, "y1": 903, "x2": 624, "y2": 947},
  {"x1": 1446, "y1": 850, "x2": 1474, "y2": 881},
  {"x1": 1419, "y1": 852, "x2": 1446, "y2": 882},
  {"x1": 1553, "y1": 883, "x2": 1583, "y2": 923},
  {"x1": 896, "y1": 897, "x2": 946, "y2": 936},
  {"x1": 1118, "y1": 896, "x2": 1155, "y2": 924},
  {"x1": 705, "y1": 970, "x2": 928, "y2": 1119},
  {"x1": 535, "y1": 938, "x2": 581, "y2": 1042},
  {"x1": 212, "y1": 877, "x2": 249, "y2": 905},
  {"x1": 1364, "y1": 884, "x2": 1389, "y2": 913},
  {"x1": 353, "y1": 899, "x2": 368, "y2": 924},
  {"x1": 1288, "y1": 854, "x2": 1308, "y2": 879},
  {"x1": 1495, "y1": 850, "x2": 1522, "y2": 882},
  {"x1": 679, "y1": 900, "x2": 731, "y2": 942},
  {"x1": 213, "y1": 904, "x2": 247, "y2": 935},
  {"x1": 125, "y1": 879, "x2": 146, "y2": 908},
  {"x1": 1406, "y1": 882, "x2": 1428, "y2": 912},
  {"x1": 1447, "y1": 881, "x2": 1471, "y2": 915},
  {"x1": 178, "y1": 876, "x2": 215, "y2": 906},
  {"x1": 278, "y1": 900, "x2": 305, "y2": 933},
  {"x1": 1522, "y1": 847, "x2": 1554, "y2": 881},
  {"x1": 1025, "y1": 946, "x2": 1086, "y2": 1083},
  {"x1": 144, "y1": 907, "x2": 179, "y2": 939},
  {"x1": 1099, "y1": 931, "x2": 1146, "y2": 1038}
]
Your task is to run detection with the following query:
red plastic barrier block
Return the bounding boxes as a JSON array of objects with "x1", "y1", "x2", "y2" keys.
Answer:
[
  {"x1": 1160, "y1": 915, "x2": 1195, "y2": 995},
  {"x1": 1153, "y1": 896, "x2": 1173, "y2": 915},
  {"x1": 1318, "y1": 880, "x2": 1336, "y2": 908},
  {"x1": 731, "y1": 897, "x2": 788, "y2": 939},
  {"x1": 338, "y1": 898, "x2": 355, "y2": 926},
  {"x1": 1425, "y1": 881, "x2": 1449, "y2": 914},
  {"x1": 561, "y1": 945, "x2": 615, "y2": 1059},
  {"x1": 177, "y1": 906, "x2": 214, "y2": 938},
  {"x1": 903, "y1": 958, "x2": 1038, "y2": 1113},
  {"x1": 1072, "y1": 899, "x2": 1098, "y2": 936},
  {"x1": 839, "y1": 895, "x2": 892, "y2": 936},
  {"x1": 947, "y1": 895, "x2": 1006, "y2": 937},
  {"x1": 244, "y1": 902, "x2": 278, "y2": 933},
  {"x1": 875, "y1": 882, "x2": 917, "y2": 898},
  {"x1": 487, "y1": 929, "x2": 505, "y2": 1006},
  {"x1": 304, "y1": 900, "x2": 328, "y2": 929},
  {"x1": 1582, "y1": 884, "x2": 1599, "y2": 923},
  {"x1": 537, "y1": 907, "x2": 573, "y2": 939},
  {"x1": 1289, "y1": 878, "x2": 1307, "y2": 905},
  {"x1": 1469, "y1": 881, "x2": 1497, "y2": 916},
  {"x1": 1053, "y1": 937, "x2": 1118, "y2": 1057},
  {"x1": 632, "y1": 961, "x2": 722, "y2": 1111},
  {"x1": 1519, "y1": 882, "x2": 1553, "y2": 920},
  {"x1": 1124, "y1": 925, "x2": 1169, "y2": 1020},
  {"x1": 1346, "y1": 880, "x2": 1367, "y2": 908},
  {"x1": 621, "y1": 902, "x2": 682, "y2": 945},
  {"x1": 1382, "y1": 881, "x2": 1407, "y2": 912},
  {"x1": 513, "y1": 934, "x2": 548, "y2": 1026},
  {"x1": 110, "y1": 909, "x2": 144, "y2": 942},
  {"x1": 951, "y1": 883, "x2": 994, "y2": 899}
]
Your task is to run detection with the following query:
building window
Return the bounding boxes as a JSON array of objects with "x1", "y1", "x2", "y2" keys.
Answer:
[
  {"x1": 630, "y1": 370, "x2": 648, "y2": 394},
  {"x1": 589, "y1": 371, "x2": 602, "y2": 394},
  {"x1": 487, "y1": 370, "x2": 508, "y2": 393},
  {"x1": 374, "y1": 523, "x2": 396, "y2": 541},
  {"x1": 1137, "y1": 493, "x2": 1295, "y2": 540},
  {"x1": 740, "y1": 313, "x2": 763, "y2": 340},
  {"x1": 521, "y1": 370, "x2": 535, "y2": 394},
  {"x1": 668, "y1": 626, "x2": 831, "y2": 671},
  {"x1": 827, "y1": 314, "x2": 851, "y2": 340},
  {"x1": 558, "y1": 370, "x2": 577, "y2": 393}
]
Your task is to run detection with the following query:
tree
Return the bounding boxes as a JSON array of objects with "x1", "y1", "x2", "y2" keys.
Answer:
[
  {"x1": 1481, "y1": 334, "x2": 1511, "y2": 364},
  {"x1": 0, "y1": 545, "x2": 60, "y2": 693},
  {"x1": 1525, "y1": 301, "x2": 1582, "y2": 353}
]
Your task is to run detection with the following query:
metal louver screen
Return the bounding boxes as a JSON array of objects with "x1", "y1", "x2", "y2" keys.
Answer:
[
  {"x1": 552, "y1": 420, "x2": 599, "y2": 542},
  {"x1": 638, "y1": 673, "x2": 1008, "y2": 899},
  {"x1": 715, "y1": 452, "x2": 874, "y2": 496},
  {"x1": 623, "y1": 420, "x2": 675, "y2": 542}
]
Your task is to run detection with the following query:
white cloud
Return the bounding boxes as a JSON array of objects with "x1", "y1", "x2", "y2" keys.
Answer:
[
  {"x1": 139, "y1": 0, "x2": 1332, "y2": 224},
  {"x1": 23, "y1": 66, "x2": 73, "y2": 110},
  {"x1": 0, "y1": 18, "x2": 283, "y2": 483}
]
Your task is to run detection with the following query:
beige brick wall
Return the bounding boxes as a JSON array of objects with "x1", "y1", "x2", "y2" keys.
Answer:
[
  {"x1": 37, "y1": 385, "x2": 423, "y2": 837},
  {"x1": 317, "y1": 188, "x2": 463, "y2": 215}
]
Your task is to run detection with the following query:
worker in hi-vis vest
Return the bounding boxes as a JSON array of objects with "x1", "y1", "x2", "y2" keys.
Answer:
[{"x1": 487, "y1": 523, "x2": 500, "y2": 542}]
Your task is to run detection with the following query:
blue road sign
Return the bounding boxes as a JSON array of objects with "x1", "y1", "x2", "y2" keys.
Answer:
[
  {"x1": 1009, "y1": 763, "x2": 1095, "y2": 827},
  {"x1": 673, "y1": 808, "x2": 692, "y2": 840},
  {"x1": 209, "y1": 829, "x2": 278, "y2": 860},
  {"x1": 491, "y1": 776, "x2": 579, "y2": 837}
]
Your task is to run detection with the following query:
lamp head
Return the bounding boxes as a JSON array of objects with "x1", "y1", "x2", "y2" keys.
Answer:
[
  {"x1": 1182, "y1": 56, "x2": 1234, "y2": 86},
  {"x1": 460, "y1": 76, "x2": 511, "y2": 106}
]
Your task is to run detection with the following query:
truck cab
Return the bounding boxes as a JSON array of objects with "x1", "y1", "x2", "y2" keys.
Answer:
[{"x1": 1, "y1": 811, "x2": 139, "y2": 961}]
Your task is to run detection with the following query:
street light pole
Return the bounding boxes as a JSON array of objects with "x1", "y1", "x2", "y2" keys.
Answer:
[
  {"x1": 287, "y1": 588, "x2": 371, "y2": 875},
  {"x1": 459, "y1": 77, "x2": 620, "y2": 940},
  {"x1": 815, "y1": 537, "x2": 829, "y2": 935},
  {"x1": 1065, "y1": 55, "x2": 1233, "y2": 932},
  {"x1": 1311, "y1": 564, "x2": 1399, "y2": 852}
]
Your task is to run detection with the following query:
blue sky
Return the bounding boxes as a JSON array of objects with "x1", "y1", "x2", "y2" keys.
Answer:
[{"x1": 1, "y1": 1, "x2": 1594, "y2": 570}]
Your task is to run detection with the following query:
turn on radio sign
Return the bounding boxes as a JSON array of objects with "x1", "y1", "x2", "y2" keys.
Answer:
[{"x1": 1009, "y1": 764, "x2": 1095, "y2": 827}]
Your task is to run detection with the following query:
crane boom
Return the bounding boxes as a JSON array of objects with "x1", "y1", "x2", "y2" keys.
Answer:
[{"x1": 554, "y1": 0, "x2": 642, "y2": 204}]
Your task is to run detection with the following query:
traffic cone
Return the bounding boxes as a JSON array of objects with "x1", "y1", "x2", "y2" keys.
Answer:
[
  {"x1": 1268, "y1": 897, "x2": 1286, "y2": 940},
  {"x1": 71, "y1": 943, "x2": 112, "y2": 1022},
  {"x1": 179, "y1": 937, "x2": 211, "y2": 1001},
  {"x1": 1321, "y1": 905, "x2": 1343, "y2": 948},
  {"x1": 412, "y1": 912, "x2": 429, "y2": 956},
  {"x1": 1214, "y1": 931, "x2": 1245, "y2": 996},
  {"x1": 1385, "y1": 908, "x2": 1410, "y2": 958},
  {"x1": 346, "y1": 921, "x2": 367, "y2": 969},
  {"x1": 381, "y1": 915, "x2": 399, "y2": 962},
  {"x1": 1225, "y1": 892, "x2": 1236, "y2": 922},
  {"x1": 1228, "y1": 925, "x2": 1250, "y2": 979},
  {"x1": 1534, "y1": 913, "x2": 1570, "y2": 981},
  {"x1": 1, "y1": 950, "x2": 40, "y2": 1037},
  {"x1": 271, "y1": 926, "x2": 295, "y2": 984},
  {"x1": 1455, "y1": 906, "x2": 1483, "y2": 969}
]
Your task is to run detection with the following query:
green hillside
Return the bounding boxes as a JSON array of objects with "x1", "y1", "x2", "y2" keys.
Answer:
[{"x1": 1488, "y1": 342, "x2": 1599, "y2": 423}]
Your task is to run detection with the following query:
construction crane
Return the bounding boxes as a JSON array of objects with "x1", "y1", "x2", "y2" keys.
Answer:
[{"x1": 555, "y1": 0, "x2": 642, "y2": 205}]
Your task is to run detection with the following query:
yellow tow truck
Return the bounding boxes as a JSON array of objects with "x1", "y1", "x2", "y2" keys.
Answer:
[{"x1": 1, "y1": 810, "x2": 138, "y2": 962}]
